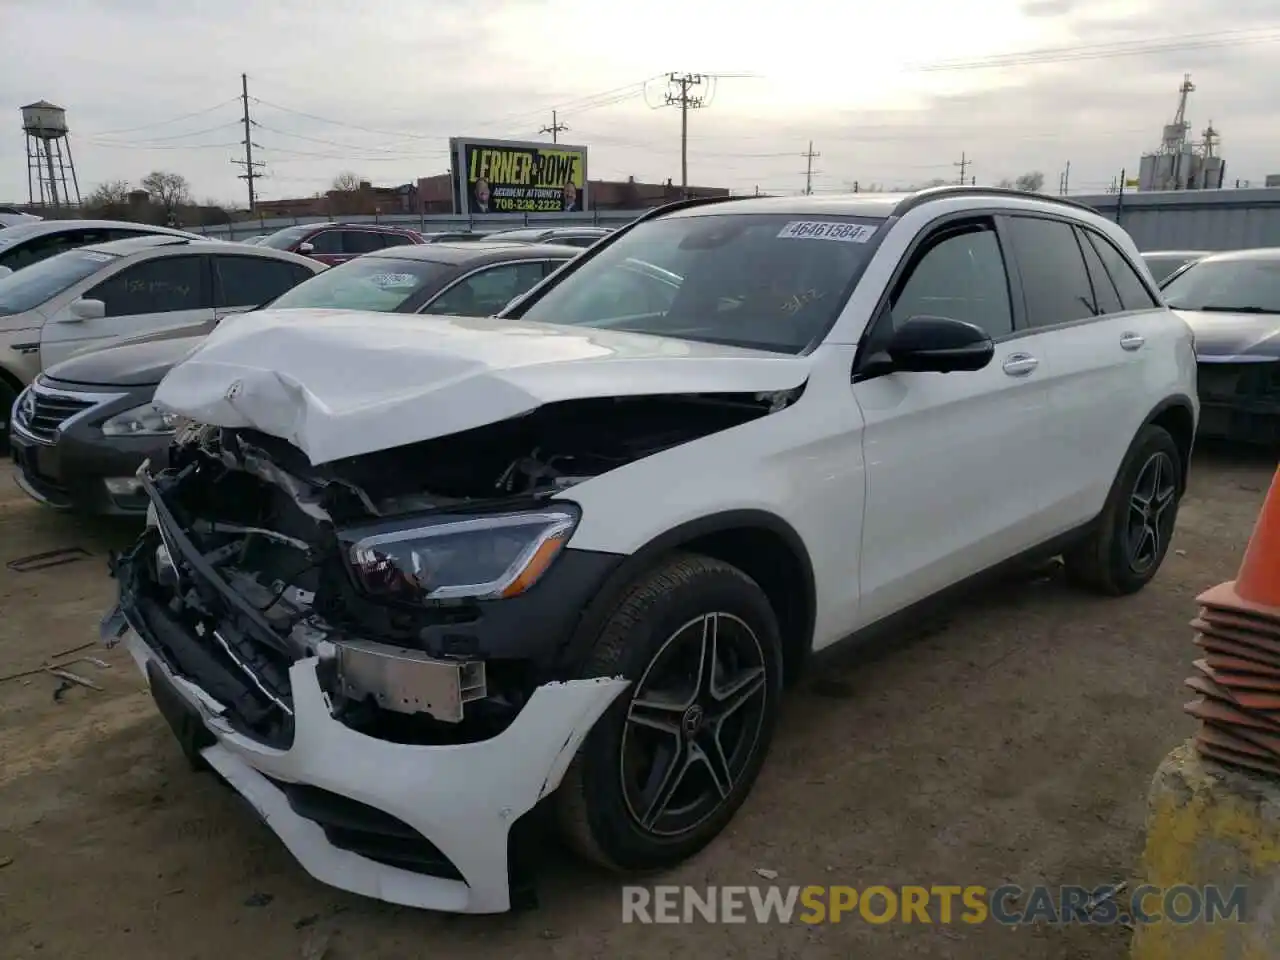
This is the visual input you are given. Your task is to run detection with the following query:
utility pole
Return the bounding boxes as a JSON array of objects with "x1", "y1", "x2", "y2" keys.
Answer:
[
  {"x1": 954, "y1": 151, "x2": 970, "y2": 185},
  {"x1": 231, "y1": 73, "x2": 265, "y2": 212},
  {"x1": 664, "y1": 73, "x2": 706, "y2": 198},
  {"x1": 802, "y1": 141, "x2": 821, "y2": 195},
  {"x1": 539, "y1": 110, "x2": 569, "y2": 144},
  {"x1": 1059, "y1": 161, "x2": 1071, "y2": 195}
]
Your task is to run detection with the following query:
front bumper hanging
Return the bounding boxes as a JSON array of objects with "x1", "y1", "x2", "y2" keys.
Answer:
[
  {"x1": 120, "y1": 630, "x2": 626, "y2": 912},
  {"x1": 106, "y1": 465, "x2": 630, "y2": 913}
]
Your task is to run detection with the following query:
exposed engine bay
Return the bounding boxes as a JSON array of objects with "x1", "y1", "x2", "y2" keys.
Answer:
[{"x1": 110, "y1": 390, "x2": 800, "y2": 749}]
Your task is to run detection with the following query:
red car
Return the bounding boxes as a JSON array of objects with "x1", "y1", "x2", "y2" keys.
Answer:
[{"x1": 256, "y1": 222, "x2": 424, "y2": 266}]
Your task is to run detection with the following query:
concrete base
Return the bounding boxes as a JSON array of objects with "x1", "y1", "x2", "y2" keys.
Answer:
[{"x1": 1131, "y1": 741, "x2": 1280, "y2": 959}]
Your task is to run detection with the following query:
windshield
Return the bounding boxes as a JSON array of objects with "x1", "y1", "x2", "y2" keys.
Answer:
[
  {"x1": 1162, "y1": 257, "x2": 1280, "y2": 314},
  {"x1": 0, "y1": 248, "x2": 118, "y2": 316},
  {"x1": 513, "y1": 213, "x2": 884, "y2": 353},
  {"x1": 258, "y1": 225, "x2": 315, "y2": 250},
  {"x1": 269, "y1": 255, "x2": 452, "y2": 311}
]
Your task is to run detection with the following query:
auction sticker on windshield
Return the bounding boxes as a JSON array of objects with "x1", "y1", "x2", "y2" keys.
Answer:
[
  {"x1": 368, "y1": 273, "x2": 419, "y2": 288},
  {"x1": 777, "y1": 221, "x2": 877, "y2": 243}
]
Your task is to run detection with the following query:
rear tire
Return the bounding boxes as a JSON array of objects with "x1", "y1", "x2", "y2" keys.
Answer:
[
  {"x1": 556, "y1": 553, "x2": 784, "y2": 872},
  {"x1": 1064, "y1": 424, "x2": 1183, "y2": 596}
]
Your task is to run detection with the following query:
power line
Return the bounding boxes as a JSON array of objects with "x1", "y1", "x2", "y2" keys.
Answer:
[
  {"x1": 86, "y1": 121, "x2": 241, "y2": 147},
  {"x1": 540, "y1": 110, "x2": 569, "y2": 144},
  {"x1": 83, "y1": 98, "x2": 241, "y2": 137},
  {"x1": 915, "y1": 26, "x2": 1280, "y2": 71}
]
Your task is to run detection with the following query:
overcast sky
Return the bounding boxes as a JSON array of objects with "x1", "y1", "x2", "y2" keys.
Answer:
[{"x1": 2, "y1": 0, "x2": 1277, "y2": 207}]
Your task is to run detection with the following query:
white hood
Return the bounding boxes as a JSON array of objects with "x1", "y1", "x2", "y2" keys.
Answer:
[{"x1": 154, "y1": 308, "x2": 810, "y2": 464}]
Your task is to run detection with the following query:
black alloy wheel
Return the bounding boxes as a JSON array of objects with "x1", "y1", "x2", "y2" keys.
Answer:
[
  {"x1": 1064, "y1": 423, "x2": 1183, "y2": 595},
  {"x1": 620, "y1": 611, "x2": 768, "y2": 838},
  {"x1": 1125, "y1": 450, "x2": 1178, "y2": 576},
  {"x1": 557, "y1": 553, "x2": 784, "y2": 871}
]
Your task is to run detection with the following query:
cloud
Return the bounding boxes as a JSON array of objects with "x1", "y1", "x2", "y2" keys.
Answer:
[
  {"x1": 2, "y1": 0, "x2": 1277, "y2": 206},
  {"x1": 1021, "y1": 0, "x2": 1079, "y2": 17}
]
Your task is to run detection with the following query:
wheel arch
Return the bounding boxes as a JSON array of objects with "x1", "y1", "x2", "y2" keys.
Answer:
[
  {"x1": 1142, "y1": 393, "x2": 1196, "y2": 494},
  {"x1": 562, "y1": 510, "x2": 817, "y2": 687}
]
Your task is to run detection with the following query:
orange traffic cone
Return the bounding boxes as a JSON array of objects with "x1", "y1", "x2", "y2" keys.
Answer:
[
  {"x1": 1199, "y1": 465, "x2": 1280, "y2": 622},
  {"x1": 1187, "y1": 464, "x2": 1280, "y2": 778}
]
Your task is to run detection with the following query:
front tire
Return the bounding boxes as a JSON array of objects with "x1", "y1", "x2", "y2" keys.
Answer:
[
  {"x1": 1064, "y1": 424, "x2": 1183, "y2": 596},
  {"x1": 557, "y1": 553, "x2": 784, "y2": 872}
]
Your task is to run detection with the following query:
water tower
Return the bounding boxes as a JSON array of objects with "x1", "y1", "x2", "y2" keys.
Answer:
[{"x1": 22, "y1": 100, "x2": 81, "y2": 209}]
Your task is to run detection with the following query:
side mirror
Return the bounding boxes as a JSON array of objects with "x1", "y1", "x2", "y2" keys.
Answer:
[
  {"x1": 885, "y1": 315, "x2": 994, "y2": 373},
  {"x1": 68, "y1": 298, "x2": 106, "y2": 321},
  {"x1": 0, "y1": 266, "x2": 12, "y2": 280},
  {"x1": 296, "y1": 241, "x2": 315, "y2": 255}
]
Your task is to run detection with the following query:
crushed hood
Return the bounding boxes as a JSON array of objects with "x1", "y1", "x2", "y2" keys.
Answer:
[{"x1": 153, "y1": 308, "x2": 811, "y2": 464}]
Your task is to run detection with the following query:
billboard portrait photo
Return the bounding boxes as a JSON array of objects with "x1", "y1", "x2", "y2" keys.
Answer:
[{"x1": 451, "y1": 137, "x2": 589, "y2": 215}]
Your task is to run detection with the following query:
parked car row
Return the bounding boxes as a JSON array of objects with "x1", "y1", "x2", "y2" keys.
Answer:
[{"x1": 7, "y1": 239, "x2": 580, "y2": 511}]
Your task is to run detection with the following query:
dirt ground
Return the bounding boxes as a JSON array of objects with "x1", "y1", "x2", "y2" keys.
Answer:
[{"x1": 0, "y1": 449, "x2": 1275, "y2": 960}]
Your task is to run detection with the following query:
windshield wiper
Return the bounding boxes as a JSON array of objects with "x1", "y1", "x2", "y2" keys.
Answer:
[{"x1": 1190, "y1": 305, "x2": 1280, "y2": 314}]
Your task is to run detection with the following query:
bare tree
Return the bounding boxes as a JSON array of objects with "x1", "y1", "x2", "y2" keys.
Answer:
[
  {"x1": 331, "y1": 171, "x2": 363, "y2": 193},
  {"x1": 140, "y1": 170, "x2": 192, "y2": 221},
  {"x1": 84, "y1": 179, "x2": 133, "y2": 217},
  {"x1": 1014, "y1": 171, "x2": 1046, "y2": 193}
]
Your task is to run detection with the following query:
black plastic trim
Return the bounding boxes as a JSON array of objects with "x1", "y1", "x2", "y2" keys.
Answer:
[
  {"x1": 555, "y1": 509, "x2": 817, "y2": 680},
  {"x1": 262, "y1": 775, "x2": 465, "y2": 881},
  {"x1": 1142, "y1": 393, "x2": 1198, "y2": 494}
]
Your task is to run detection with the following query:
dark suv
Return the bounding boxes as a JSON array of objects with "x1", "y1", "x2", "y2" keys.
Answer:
[{"x1": 257, "y1": 223, "x2": 424, "y2": 266}]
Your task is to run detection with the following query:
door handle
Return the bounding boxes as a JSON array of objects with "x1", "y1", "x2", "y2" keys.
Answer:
[
  {"x1": 1120, "y1": 332, "x2": 1145, "y2": 351},
  {"x1": 1002, "y1": 353, "x2": 1039, "y2": 377}
]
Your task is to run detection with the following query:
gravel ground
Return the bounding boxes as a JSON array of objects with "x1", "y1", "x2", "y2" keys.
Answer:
[{"x1": 0, "y1": 448, "x2": 1274, "y2": 960}]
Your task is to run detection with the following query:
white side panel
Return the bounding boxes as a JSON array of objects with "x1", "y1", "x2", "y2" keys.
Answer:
[{"x1": 561, "y1": 345, "x2": 868, "y2": 652}]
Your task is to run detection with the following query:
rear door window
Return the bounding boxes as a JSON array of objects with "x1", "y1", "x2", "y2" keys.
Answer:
[
  {"x1": 1085, "y1": 231, "x2": 1160, "y2": 311},
  {"x1": 1004, "y1": 216, "x2": 1097, "y2": 328},
  {"x1": 342, "y1": 231, "x2": 385, "y2": 255},
  {"x1": 213, "y1": 255, "x2": 312, "y2": 308},
  {"x1": 1074, "y1": 227, "x2": 1124, "y2": 315}
]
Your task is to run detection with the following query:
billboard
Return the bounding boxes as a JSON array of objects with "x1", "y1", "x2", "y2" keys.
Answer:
[{"x1": 450, "y1": 136, "x2": 588, "y2": 215}]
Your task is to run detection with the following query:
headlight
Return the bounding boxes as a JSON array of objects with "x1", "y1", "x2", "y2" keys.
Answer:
[
  {"x1": 344, "y1": 506, "x2": 579, "y2": 603},
  {"x1": 101, "y1": 402, "x2": 182, "y2": 437}
]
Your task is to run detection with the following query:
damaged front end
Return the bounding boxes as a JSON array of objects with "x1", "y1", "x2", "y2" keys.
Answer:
[{"x1": 105, "y1": 389, "x2": 793, "y2": 911}]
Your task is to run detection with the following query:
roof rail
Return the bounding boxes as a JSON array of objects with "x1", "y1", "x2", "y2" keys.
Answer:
[{"x1": 891, "y1": 185, "x2": 1100, "y2": 218}]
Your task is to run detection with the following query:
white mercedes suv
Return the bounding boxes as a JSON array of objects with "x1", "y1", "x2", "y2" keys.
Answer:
[{"x1": 104, "y1": 187, "x2": 1198, "y2": 913}]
